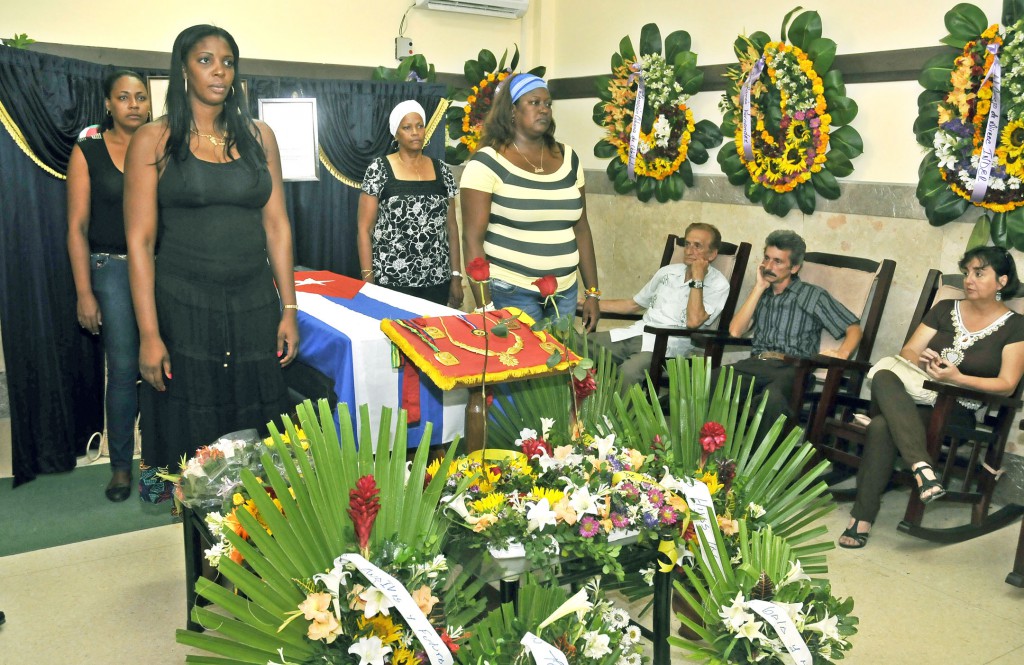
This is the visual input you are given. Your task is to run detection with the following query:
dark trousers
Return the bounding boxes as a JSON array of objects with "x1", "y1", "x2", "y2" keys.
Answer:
[
  {"x1": 387, "y1": 282, "x2": 451, "y2": 307},
  {"x1": 715, "y1": 357, "x2": 799, "y2": 445},
  {"x1": 851, "y1": 369, "x2": 975, "y2": 523},
  {"x1": 589, "y1": 331, "x2": 652, "y2": 388}
]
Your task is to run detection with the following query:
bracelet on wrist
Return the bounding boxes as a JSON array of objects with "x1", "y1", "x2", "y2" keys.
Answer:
[
  {"x1": 283, "y1": 304, "x2": 299, "y2": 311},
  {"x1": 584, "y1": 292, "x2": 601, "y2": 301},
  {"x1": 451, "y1": 269, "x2": 462, "y2": 278}
]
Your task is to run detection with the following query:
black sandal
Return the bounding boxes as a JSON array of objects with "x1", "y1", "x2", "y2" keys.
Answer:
[
  {"x1": 838, "y1": 519, "x2": 871, "y2": 549},
  {"x1": 913, "y1": 464, "x2": 946, "y2": 504}
]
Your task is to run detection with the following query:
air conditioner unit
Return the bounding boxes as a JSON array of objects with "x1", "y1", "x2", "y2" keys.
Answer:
[{"x1": 415, "y1": 0, "x2": 529, "y2": 19}]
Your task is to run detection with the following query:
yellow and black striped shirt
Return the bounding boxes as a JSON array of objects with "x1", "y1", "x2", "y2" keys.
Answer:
[{"x1": 460, "y1": 145, "x2": 585, "y2": 291}]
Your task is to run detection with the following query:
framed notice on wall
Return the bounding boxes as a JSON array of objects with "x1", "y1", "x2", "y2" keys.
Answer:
[{"x1": 258, "y1": 98, "x2": 320, "y2": 182}]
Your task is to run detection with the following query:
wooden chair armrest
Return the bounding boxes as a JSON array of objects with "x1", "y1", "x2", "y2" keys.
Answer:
[
  {"x1": 807, "y1": 354, "x2": 873, "y2": 375},
  {"x1": 642, "y1": 325, "x2": 702, "y2": 337},
  {"x1": 922, "y1": 380, "x2": 1023, "y2": 409},
  {"x1": 690, "y1": 332, "x2": 753, "y2": 350}
]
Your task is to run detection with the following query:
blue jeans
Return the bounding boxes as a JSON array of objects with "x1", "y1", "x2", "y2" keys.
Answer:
[
  {"x1": 491, "y1": 278, "x2": 578, "y2": 325},
  {"x1": 91, "y1": 253, "x2": 140, "y2": 472}
]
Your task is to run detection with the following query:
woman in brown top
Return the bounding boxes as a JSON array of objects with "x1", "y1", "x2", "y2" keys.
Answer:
[{"x1": 840, "y1": 246, "x2": 1024, "y2": 548}]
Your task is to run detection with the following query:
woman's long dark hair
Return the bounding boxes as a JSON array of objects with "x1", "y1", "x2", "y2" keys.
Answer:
[
  {"x1": 480, "y1": 73, "x2": 558, "y2": 152},
  {"x1": 161, "y1": 24, "x2": 265, "y2": 173},
  {"x1": 959, "y1": 246, "x2": 1022, "y2": 298},
  {"x1": 100, "y1": 69, "x2": 146, "y2": 131}
]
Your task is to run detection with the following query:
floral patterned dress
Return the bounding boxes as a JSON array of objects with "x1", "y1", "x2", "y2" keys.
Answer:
[{"x1": 361, "y1": 156, "x2": 458, "y2": 288}]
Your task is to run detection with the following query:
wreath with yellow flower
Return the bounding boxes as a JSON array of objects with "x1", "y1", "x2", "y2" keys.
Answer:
[
  {"x1": 719, "y1": 9, "x2": 862, "y2": 217},
  {"x1": 593, "y1": 23, "x2": 722, "y2": 203},
  {"x1": 916, "y1": 1, "x2": 1024, "y2": 249},
  {"x1": 445, "y1": 46, "x2": 545, "y2": 165}
]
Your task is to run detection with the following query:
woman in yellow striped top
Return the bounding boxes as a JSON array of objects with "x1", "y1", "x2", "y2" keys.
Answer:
[{"x1": 460, "y1": 73, "x2": 601, "y2": 331}]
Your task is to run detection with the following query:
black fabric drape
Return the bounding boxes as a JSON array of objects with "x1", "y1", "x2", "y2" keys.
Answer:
[{"x1": 0, "y1": 46, "x2": 447, "y2": 485}]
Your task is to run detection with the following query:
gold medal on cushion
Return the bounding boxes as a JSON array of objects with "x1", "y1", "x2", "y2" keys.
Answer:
[
  {"x1": 434, "y1": 351, "x2": 459, "y2": 366},
  {"x1": 423, "y1": 326, "x2": 445, "y2": 339}
]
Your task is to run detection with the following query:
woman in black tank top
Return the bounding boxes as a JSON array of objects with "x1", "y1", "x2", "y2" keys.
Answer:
[{"x1": 66, "y1": 70, "x2": 151, "y2": 502}]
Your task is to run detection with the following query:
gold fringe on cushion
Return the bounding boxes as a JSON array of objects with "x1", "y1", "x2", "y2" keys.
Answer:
[
  {"x1": 380, "y1": 316, "x2": 578, "y2": 391},
  {"x1": 0, "y1": 99, "x2": 66, "y2": 180}
]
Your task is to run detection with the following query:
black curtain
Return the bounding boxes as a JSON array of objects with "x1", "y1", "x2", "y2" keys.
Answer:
[{"x1": 0, "y1": 46, "x2": 447, "y2": 485}]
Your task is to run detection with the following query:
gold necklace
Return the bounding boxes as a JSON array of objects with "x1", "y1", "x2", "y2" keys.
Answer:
[
  {"x1": 438, "y1": 317, "x2": 524, "y2": 367},
  {"x1": 513, "y1": 142, "x2": 545, "y2": 173},
  {"x1": 191, "y1": 128, "x2": 227, "y2": 147},
  {"x1": 397, "y1": 153, "x2": 427, "y2": 180}
]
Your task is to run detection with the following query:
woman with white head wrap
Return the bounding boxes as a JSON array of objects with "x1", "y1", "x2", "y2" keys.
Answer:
[{"x1": 356, "y1": 99, "x2": 463, "y2": 307}]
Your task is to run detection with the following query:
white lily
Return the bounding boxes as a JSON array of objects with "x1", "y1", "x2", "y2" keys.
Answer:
[
  {"x1": 348, "y1": 636, "x2": 392, "y2": 665},
  {"x1": 582, "y1": 631, "x2": 612, "y2": 659},
  {"x1": 537, "y1": 587, "x2": 592, "y2": 631},
  {"x1": 567, "y1": 485, "x2": 600, "y2": 516},
  {"x1": 526, "y1": 498, "x2": 558, "y2": 533},
  {"x1": 514, "y1": 427, "x2": 538, "y2": 447},
  {"x1": 540, "y1": 417, "x2": 555, "y2": 438},
  {"x1": 805, "y1": 611, "x2": 844, "y2": 643},
  {"x1": 358, "y1": 587, "x2": 394, "y2": 618},
  {"x1": 313, "y1": 565, "x2": 351, "y2": 596},
  {"x1": 735, "y1": 617, "x2": 767, "y2": 642},
  {"x1": 592, "y1": 432, "x2": 617, "y2": 459},
  {"x1": 776, "y1": 560, "x2": 810, "y2": 589}
]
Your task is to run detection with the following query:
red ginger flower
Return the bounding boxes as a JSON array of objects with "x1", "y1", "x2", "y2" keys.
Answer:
[
  {"x1": 532, "y1": 274, "x2": 558, "y2": 298},
  {"x1": 465, "y1": 257, "x2": 490, "y2": 282},
  {"x1": 519, "y1": 437, "x2": 553, "y2": 460},
  {"x1": 347, "y1": 475, "x2": 381, "y2": 552},
  {"x1": 573, "y1": 368, "x2": 597, "y2": 400},
  {"x1": 699, "y1": 421, "x2": 727, "y2": 454}
]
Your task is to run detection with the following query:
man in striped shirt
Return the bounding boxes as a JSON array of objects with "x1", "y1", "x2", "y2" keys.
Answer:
[{"x1": 725, "y1": 230, "x2": 861, "y2": 441}]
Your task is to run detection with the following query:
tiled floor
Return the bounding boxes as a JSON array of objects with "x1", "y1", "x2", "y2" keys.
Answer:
[{"x1": 1, "y1": 485, "x2": 1022, "y2": 663}]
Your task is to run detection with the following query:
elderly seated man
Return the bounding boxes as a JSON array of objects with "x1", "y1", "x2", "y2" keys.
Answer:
[
  {"x1": 589, "y1": 222, "x2": 731, "y2": 388},
  {"x1": 723, "y1": 229, "x2": 861, "y2": 438}
]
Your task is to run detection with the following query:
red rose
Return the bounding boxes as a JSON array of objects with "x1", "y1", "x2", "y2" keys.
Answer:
[
  {"x1": 573, "y1": 368, "x2": 597, "y2": 400},
  {"x1": 519, "y1": 437, "x2": 552, "y2": 460},
  {"x1": 532, "y1": 274, "x2": 558, "y2": 298},
  {"x1": 699, "y1": 422, "x2": 727, "y2": 454},
  {"x1": 465, "y1": 257, "x2": 490, "y2": 282}
]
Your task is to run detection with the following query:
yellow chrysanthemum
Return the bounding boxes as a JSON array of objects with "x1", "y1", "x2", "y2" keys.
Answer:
[
  {"x1": 392, "y1": 647, "x2": 419, "y2": 665},
  {"x1": 471, "y1": 492, "x2": 507, "y2": 514}
]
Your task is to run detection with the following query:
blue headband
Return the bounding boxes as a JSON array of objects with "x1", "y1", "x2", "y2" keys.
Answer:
[{"x1": 510, "y1": 74, "x2": 547, "y2": 103}]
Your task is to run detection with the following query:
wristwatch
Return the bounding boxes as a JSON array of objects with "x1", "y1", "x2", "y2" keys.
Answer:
[{"x1": 687, "y1": 279, "x2": 704, "y2": 289}]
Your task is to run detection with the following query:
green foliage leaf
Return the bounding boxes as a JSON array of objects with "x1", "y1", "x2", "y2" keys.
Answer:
[
  {"x1": 677, "y1": 160, "x2": 694, "y2": 188},
  {"x1": 477, "y1": 49, "x2": 497, "y2": 74},
  {"x1": 611, "y1": 51, "x2": 623, "y2": 71},
  {"x1": 807, "y1": 37, "x2": 836, "y2": 75},
  {"x1": 1005, "y1": 211, "x2": 1024, "y2": 251},
  {"x1": 674, "y1": 50, "x2": 698, "y2": 71},
  {"x1": 812, "y1": 169, "x2": 841, "y2": 199},
  {"x1": 614, "y1": 169, "x2": 636, "y2": 194},
  {"x1": 664, "y1": 30, "x2": 692, "y2": 63},
  {"x1": 829, "y1": 125, "x2": 863, "y2": 159},
  {"x1": 749, "y1": 31, "x2": 772, "y2": 52},
  {"x1": 787, "y1": 10, "x2": 822, "y2": 51},
  {"x1": 509, "y1": 45, "x2": 520, "y2": 70},
  {"x1": 919, "y1": 52, "x2": 955, "y2": 90},
  {"x1": 822, "y1": 69, "x2": 846, "y2": 96},
  {"x1": 654, "y1": 178, "x2": 670, "y2": 203},
  {"x1": 967, "y1": 214, "x2": 992, "y2": 250},
  {"x1": 594, "y1": 75, "x2": 613, "y2": 101},
  {"x1": 678, "y1": 64, "x2": 705, "y2": 96},
  {"x1": 763, "y1": 190, "x2": 795, "y2": 217},
  {"x1": 594, "y1": 140, "x2": 618, "y2": 159},
  {"x1": 944, "y1": 3, "x2": 990, "y2": 41},
  {"x1": 637, "y1": 175, "x2": 656, "y2": 202},
  {"x1": 665, "y1": 171, "x2": 685, "y2": 199},
  {"x1": 639, "y1": 22, "x2": 662, "y2": 56},
  {"x1": 825, "y1": 148, "x2": 854, "y2": 178},
  {"x1": 464, "y1": 59, "x2": 485, "y2": 86},
  {"x1": 795, "y1": 181, "x2": 817, "y2": 214},
  {"x1": 1006, "y1": 0, "x2": 1024, "y2": 24},
  {"x1": 545, "y1": 350, "x2": 562, "y2": 368},
  {"x1": 490, "y1": 323, "x2": 509, "y2": 338},
  {"x1": 686, "y1": 140, "x2": 709, "y2": 165},
  {"x1": 826, "y1": 94, "x2": 858, "y2": 126},
  {"x1": 940, "y1": 34, "x2": 970, "y2": 49},
  {"x1": 693, "y1": 119, "x2": 723, "y2": 148},
  {"x1": 993, "y1": 210, "x2": 1010, "y2": 245},
  {"x1": 619, "y1": 35, "x2": 636, "y2": 61}
]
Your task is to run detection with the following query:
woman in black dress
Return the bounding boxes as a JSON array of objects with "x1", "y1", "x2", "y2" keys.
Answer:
[
  {"x1": 67, "y1": 70, "x2": 150, "y2": 501},
  {"x1": 124, "y1": 25, "x2": 298, "y2": 502},
  {"x1": 356, "y1": 100, "x2": 463, "y2": 308}
]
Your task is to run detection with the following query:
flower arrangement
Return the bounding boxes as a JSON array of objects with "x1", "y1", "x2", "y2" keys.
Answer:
[
  {"x1": 438, "y1": 419, "x2": 690, "y2": 579},
  {"x1": 168, "y1": 432, "x2": 268, "y2": 512},
  {"x1": 673, "y1": 521, "x2": 858, "y2": 664},
  {"x1": 456, "y1": 576, "x2": 647, "y2": 665},
  {"x1": 372, "y1": 53, "x2": 437, "y2": 83},
  {"x1": 446, "y1": 46, "x2": 546, "y2": 165},
  {"x1": 175, "y1": 401, "x2": 484, "y2": 664},
  {"x1": 915, "y1": 1, "x2": 1024, "y2": 249},
  {"x1": 718, "y1": 9, "x2": 862, "y2": 217},
  {"x1": 593, "y1": 23, "x2": 723, "y2": 203}
]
